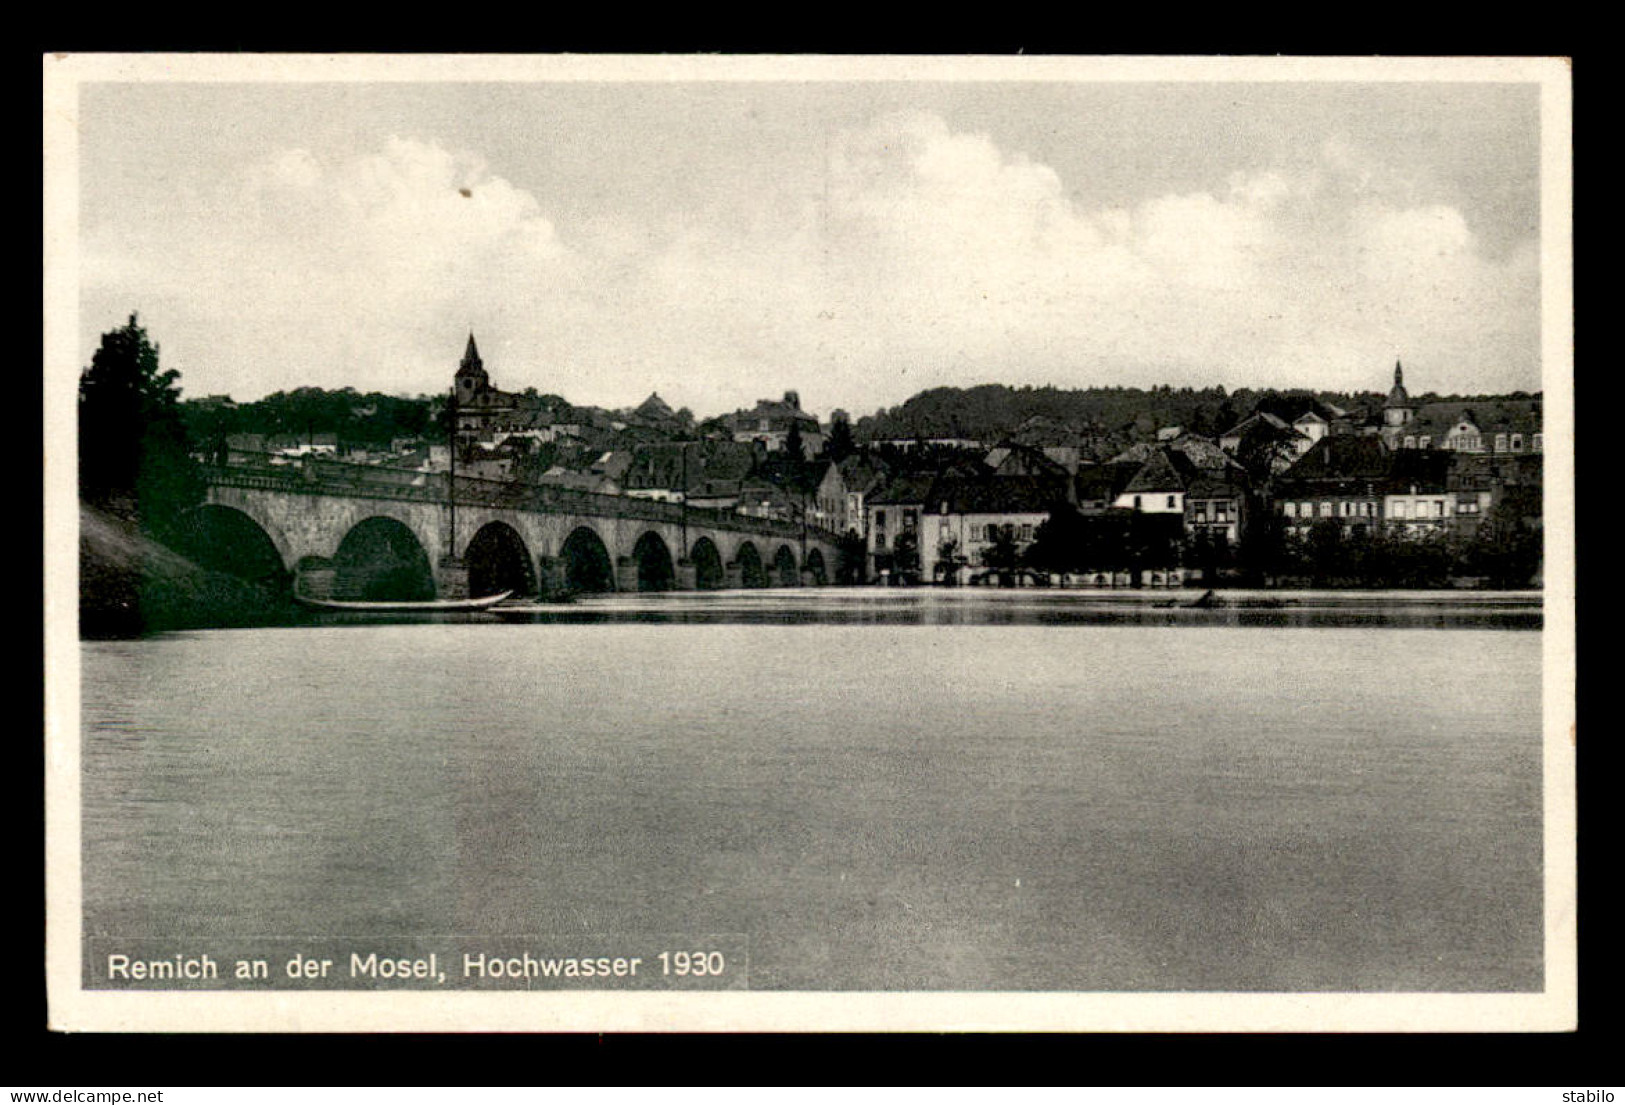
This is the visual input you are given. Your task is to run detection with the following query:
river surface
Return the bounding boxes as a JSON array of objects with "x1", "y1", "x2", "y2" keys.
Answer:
[{"x1": 80, "y1": 589, "x2": 1544, "y2": 991}]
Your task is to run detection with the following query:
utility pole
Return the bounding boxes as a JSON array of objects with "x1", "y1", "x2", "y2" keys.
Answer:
[{"x1": 447, "y1": 386, "x2": 458, "y2": 558}]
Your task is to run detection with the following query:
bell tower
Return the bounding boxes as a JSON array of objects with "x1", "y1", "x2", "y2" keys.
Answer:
[
  {"x1": 454, "y1": 333, "x2": 488, "y2": 406},
  {"x1": 1383, "y1": 359, "x2": 1414, "y2": 429}
]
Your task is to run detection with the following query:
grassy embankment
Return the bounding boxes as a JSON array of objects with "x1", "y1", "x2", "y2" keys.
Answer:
[{"x1": 77, "y1": 502, "x2": 304, "y2": 638}]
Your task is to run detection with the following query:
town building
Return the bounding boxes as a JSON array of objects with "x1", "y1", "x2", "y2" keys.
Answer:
[
  {"x1": 1218, "y1": 411, "x2": 1315, "y2": 474},
  {"x1": 1389, "y1": 400, "x2": 1544, "y2": 455},
  {"x1": 728, "y1": 391, "x2": 825, "y2": 455},
  {"x1": 1376, "y1": 361, "x2": 1543, "y2": 454},
  {"x1": 923, "y1": 474, "x2": 1074, "y2": 580},
  {"x1": 452, "y1": 334, "x2": 524, "y2": 445},
  {"x1": 1111, "y1": 446, "x2": 1191, "y2": 515},
  {"x1": 1183, "y1": 472, "x2": 1247, "y2": 547},
  {"x1": 836, "y1": 454, "x2": 889, "y2": 539},
  {"x1": 1272, "y1": 433, "x2": 1540, "y2": 540},
  {"x1": 1275, "y1": 436, "x2": 1403, "y2": 538},
  {"x1": 866, "y1": 474, "x2": 936, "y2": 580}
]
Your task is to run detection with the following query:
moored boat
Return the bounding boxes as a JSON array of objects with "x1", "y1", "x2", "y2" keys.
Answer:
[{"x1": 294, "y1": 590, "x2": 513, "y2": 613}]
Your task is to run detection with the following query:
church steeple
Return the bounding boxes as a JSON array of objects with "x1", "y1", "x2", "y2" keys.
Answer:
[
  {"x1": 1383, "y1": 358, "x2": 1414, "y2": 429},
  {"x1": 1384, "y1": 359, "x2": 1411, "y2": 408},
  {"x1": 459, "y1": 332, "x2": 486, "y2": 379},
  {"x1": 454, "y1": 332, "x2": 489, "y2": 406}
]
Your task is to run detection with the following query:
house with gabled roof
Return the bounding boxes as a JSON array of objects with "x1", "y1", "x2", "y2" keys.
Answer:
[
  {"x1": 987, "y1": 442, "x2": 1072, "y2": 479},
  {"x1": 836, "y1": 454, "x2": 889, "y2": 539},
  {"x1": 1112, "y1": 446, "x2": 1193, "y2": 515},
  {"x1": 1220, "y1": 410, "x2": 1314, "y2": 474}
]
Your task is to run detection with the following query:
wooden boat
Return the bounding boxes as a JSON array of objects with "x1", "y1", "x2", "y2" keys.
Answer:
[{"x1": 294, "y1": 590, "x2": 513, "y2": 613}]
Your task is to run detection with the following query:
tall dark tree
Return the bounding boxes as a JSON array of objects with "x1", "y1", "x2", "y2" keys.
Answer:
[
  {"x1": 982, "y1": 525, "x2": 1022, "y2": 586},
  {"x1": 821, "y1": 416, "x2": 856, "y2": 463},
  {"x1": 785, "y1": 419, "x2": 807, "y2": 462},
  {"x1": 835, "y1": 529, "x2": 869, "y2": 585},
  {"x1": 79, "y1": 313, "x2": 200, "y2": 538}
]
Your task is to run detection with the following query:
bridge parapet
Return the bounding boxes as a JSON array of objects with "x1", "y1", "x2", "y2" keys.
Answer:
[{"x1": 202, "y1": 458, "x2": 843, "y2": 543}]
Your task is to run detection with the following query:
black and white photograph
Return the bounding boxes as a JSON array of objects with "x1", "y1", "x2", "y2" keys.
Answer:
[{"x1": 43, "y1": 53, "x2": 1575, "y2": 1032}]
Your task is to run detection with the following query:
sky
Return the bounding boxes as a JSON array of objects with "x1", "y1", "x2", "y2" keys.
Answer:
[{"x1": 73, "y1": 64, "x2": 1549, "y2": 420}]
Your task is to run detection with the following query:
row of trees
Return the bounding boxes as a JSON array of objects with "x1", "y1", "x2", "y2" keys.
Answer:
[
  {"x1": 1242, "y1": 512, "x2": 1541, "y2": 589},
  {"x1": 905, "y1": 505, "x2": 1542, "y2": 589},
  {"x1": 185, "y1": 387, "x2": 437, "y2": 452},
  {"x1": 851, "y1": 383, "x2": 1399, "y2": 448}
]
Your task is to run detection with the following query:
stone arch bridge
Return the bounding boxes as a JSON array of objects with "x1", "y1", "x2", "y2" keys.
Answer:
[{"x1": 186, "y1": 458, "x2": 842, "y2": 601}]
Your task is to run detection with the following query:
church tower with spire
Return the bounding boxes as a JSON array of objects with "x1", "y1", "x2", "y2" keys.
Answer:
[
  {"x1": 1383, "y1": 359, "x2": 1415, "y2": 430},
  {"x1": 454, "y1": 332, "x2": 489, "y2": 406}
]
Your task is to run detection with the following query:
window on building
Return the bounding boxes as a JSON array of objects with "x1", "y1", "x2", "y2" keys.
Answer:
[
  {"x1": 1215, "y1": 504, "x2": 1229, "y2": 523},
  {"x1": 1363, "y1": 502, "x2": 1375, "y2": 517},
  {"x1": 1319, "y1": 501, "x2": 1332, "y2": 517},
  {"x1": 1166, "y1": 495, "x2": 1177, "y2": 510},
  {"x1": 1419, "y1": 436, "x2": 1431, "y2": 449},
  {"x1": 1533, "y1": 434, "x2": 1543, "y2": 452},
  {"x1": 1341, "y1": 501, "x2": 1353, "y2": 516},
  {"x1": 1436, "y1": 501, "x2": 1448, "y2": 517},
  {"x1": 1019, "y1": 524, "x2": 1033, "y2": 541},
  {"x1": 1194, "y1": 503, "x2": 1208, "y2": 521},
  {"x1": 1393, "y1": 501, "x2": 1409, "y2": 518},
  {"x1": 1134, "y1": 495, "x2": 1143, "y2": 510},
  {"x1": 903, "y1": 510, "x2": 917, "y2": 529},
  {"x1": 875, "y1": 510, "x2": 886, "y2": 530},
  {"x1": 1283, "y1": 502, "x2": 1296, "y2": 518},
  {"x1": 1404, "y1": 436, "x2": 1416, "y2": 449},
  {"x1": 1458, "y1": 500, "x2": 1479, "y2": 515},
  {"x1": 1495, "y1": 433, "x2": 1508, "y2": 453},
  {"x1": 1511, "y1": 434, "x2": 1524, "y2": 452}
]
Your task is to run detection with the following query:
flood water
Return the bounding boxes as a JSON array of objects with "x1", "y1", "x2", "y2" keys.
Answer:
[{"x1": 80, "y1": 589, "x2": 1544, "y2": 991}]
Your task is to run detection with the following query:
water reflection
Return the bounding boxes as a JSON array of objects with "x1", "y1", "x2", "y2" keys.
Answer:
[{"x1": 472, "y1": 588, "x2": 1543, "y2": 630}]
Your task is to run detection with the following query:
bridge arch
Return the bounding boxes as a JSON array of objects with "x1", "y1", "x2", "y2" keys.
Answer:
[
  {"x1": 733, "y1": 540, "x2": 767, "y2": 589},
  {"x1": 333, "y1": 516, "x2": 436, "y2": 600},
  {"x1": 560, "y1": 525, "x2": 615, "y2": 594},
  {"x1": 466, "y1": 520, "x2": 536, "y2": 599},
  {"x1": 632, "y1": 531, "x2": 675, "y2": 592},
  {"x1": 172, "y1": 505, "x2": 291, "y2": 591},
  {"x1": 773, "y1": 544, "x2": 799, "y2": 587},
  {"x1": 689, "y1": 536, "x2": 725, "y2": 590},
  {"x1": 803, "y1": 548, "x2": 827, "y2": 586}
]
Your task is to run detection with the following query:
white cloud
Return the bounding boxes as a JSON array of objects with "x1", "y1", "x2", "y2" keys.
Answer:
[{"x1": 81, "y1": 115, "x2": 1541, "y2": 416}]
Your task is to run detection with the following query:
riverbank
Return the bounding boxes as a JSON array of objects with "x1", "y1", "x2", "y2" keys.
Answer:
[{"x1": 77, "y1": 502, "x2": 304, "y2": 638}]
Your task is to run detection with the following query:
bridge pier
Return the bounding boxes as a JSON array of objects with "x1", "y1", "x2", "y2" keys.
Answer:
[
  {"x1": 614, "y1": 556, "x2": 639, "y2": 593},
  {"x1": 297, "y1": 566, "x2": 335, "y2": 600},
  {"x1": 537, "y1": 555, "x2": 568, "y2": 600},
  {"x1": 724, "y1": 561, "x2": 744, "y2": 589},
  {"x1": 436, "y1": 557, "x2": 470, "y2": 600},
  {"x1": 674, "y1": 559, "x2": 698, "y2": 591},
  {"x1": 800, "y1": 569, "x2": 817, "y2": 587}
]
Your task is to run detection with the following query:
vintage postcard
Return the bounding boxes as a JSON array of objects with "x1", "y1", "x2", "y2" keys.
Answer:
[{"x1": 44, "y1": 53, "x2": 1575, "y2": 1032}]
